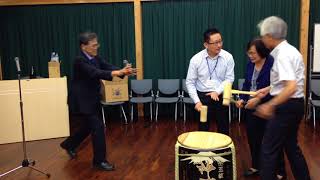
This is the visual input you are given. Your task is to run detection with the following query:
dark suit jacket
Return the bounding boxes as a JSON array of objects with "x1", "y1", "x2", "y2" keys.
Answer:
[
  {"x1": 68, "y1": 51, "x2": 120, "y2": 115},
  {"x1": 240, "y1": 55, "x2": 274, "y2": 103}
]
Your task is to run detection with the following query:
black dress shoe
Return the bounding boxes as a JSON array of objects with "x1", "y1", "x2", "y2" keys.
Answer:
[
  {"x1": 60, "y1": 142, "x2": 77, "y2": 159},
  {"x1": 93, "y1": 161, "x2": 115, "y2": 171},
  {"x1": 243, "y1": 169, "x2": 259, "y2": 176}
]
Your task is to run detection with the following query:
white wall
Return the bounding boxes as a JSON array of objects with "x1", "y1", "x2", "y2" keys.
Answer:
[{"x1": 313, "y1": 24, "x2": 320, "y2": 72}]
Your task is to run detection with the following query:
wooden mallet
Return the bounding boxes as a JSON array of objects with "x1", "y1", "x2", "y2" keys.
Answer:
[{"x1": 222, "y1": 82, "x2": 257, "y2": 106}]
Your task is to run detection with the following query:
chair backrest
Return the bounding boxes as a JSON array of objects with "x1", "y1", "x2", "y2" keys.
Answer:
[
  {"x1": 131, "y1": 79, "x2": 153, "y2": 95},
  {"x1": 238, "y1": 78, "x2": 245, "y2": 90},
  {"x1": 310, "y1": 79, "x2": 320, "y2": 96},
  {"x1": 158, "y1": 79, "x2": 180, "y2": 95},
  {"x1": 182, "y1": 79, "x2": 188, "y2": 93}
]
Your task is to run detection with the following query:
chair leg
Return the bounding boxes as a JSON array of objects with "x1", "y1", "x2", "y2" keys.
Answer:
[
  {"x1": 131, "y1": 104, "x2": 134, "y2": 122},
  {"x1": 308, "y1": 103, "x2": 312, "y2": 120},
  {"x1": 156, "y1": 103, "x2": 158, "y2": 122},
  {"x1": 180, "y1": 100, "x2": 183, "y2": 117},
  {"x1": 238, "y1": 108, "x2": 241, "y2": 123},
  {"x1": 229, "y1": 105, "x2": 231, "y2": 124},
  {"x1": 101, "y1": 106, "x2": 106, "y2": 127},
  {"x1": 175, "y1": 103, "x2": 177, "y2": 122},
  {"x1": 150, "y1": 102, "x2": 153, "y2": 121},
  {"x1": 121, "y1": 105, "x2": 128, "y2": 124},
  {"x1": 313, "y1": 106, "x2": 316, "y2": 128},
  {"x1": 183, "y1": 103, "x2": 186, "y2": 123},
  {"x1": 306, "y1": 102, "x2": 310, "y2": 121}
]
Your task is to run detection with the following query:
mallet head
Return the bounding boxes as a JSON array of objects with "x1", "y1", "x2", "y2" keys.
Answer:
[{"x1": 223, "y1": 82, "x2": 232, "y2": 106}]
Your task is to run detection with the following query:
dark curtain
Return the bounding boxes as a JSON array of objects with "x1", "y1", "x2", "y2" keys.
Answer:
[
  {"x1": 0, "y1": 0, "x2": 302, "y2": 82},
  {"x1": 0, "y1": 3, "x2": 135, "y2": 80},
  {"x1": 142, "y1": 0, "x2": 300, "y2": 83}
]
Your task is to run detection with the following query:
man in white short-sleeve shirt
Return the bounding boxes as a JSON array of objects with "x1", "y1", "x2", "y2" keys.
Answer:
[
  {"x1": 255, "y1": 16, "x2": 310, "y2": 180},
  {"x1": 269, "y1": 41, "x2": 305, "y2": 98}
]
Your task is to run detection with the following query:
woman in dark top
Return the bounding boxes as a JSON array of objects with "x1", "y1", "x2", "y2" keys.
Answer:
[{"x1": 236, "y1": 39, "x2": 286, "y2": 179}]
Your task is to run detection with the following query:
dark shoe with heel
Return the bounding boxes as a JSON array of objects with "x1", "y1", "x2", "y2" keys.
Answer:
[
  {"x1": 243, "y1": 169, "x2": 259, "y2": 176},
  {"x1": 93, "y1": 161, "x2": 115, "y2": 171},
  {"x1": 60, "y1": 142, "x2": 77, "y2": 159},
  {"x1": 277, "y1": 174, "x2": 287, "y2": 180}
]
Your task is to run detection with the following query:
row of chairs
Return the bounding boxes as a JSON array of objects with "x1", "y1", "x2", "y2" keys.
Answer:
[
  {"x1": 103, "y1": 78, "x2": 320, "y2": 126},
  {"x1": 101, "y1": 78, "x2": 250, "y2": 124},
  {"x1": 101, "y1": 79, "x2": 194, "y2": 124},
  {"x1": 130, "y1": 79, "x2": 194, "y2": 122},
  {"x1": 121, "y1": 78, "x2": 320, "y2": 126}
]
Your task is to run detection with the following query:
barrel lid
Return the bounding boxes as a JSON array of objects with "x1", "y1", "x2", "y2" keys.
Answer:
[{"x1": 177, "y1": 131, "x2": 232, "y2": 150}]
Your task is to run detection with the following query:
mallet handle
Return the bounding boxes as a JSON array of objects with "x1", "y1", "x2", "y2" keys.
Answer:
[{"x1": 231, "y1": 90, "x2": 256, "y2": 96}]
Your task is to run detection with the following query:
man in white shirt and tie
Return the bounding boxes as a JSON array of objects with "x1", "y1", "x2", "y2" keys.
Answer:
[{"x1": 186, "y1": 28, "x2": 235, "y2": 135}]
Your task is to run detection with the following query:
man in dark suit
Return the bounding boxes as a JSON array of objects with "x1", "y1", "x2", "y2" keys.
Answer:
[{"x1": 60, "y1": 31, "x2": 136, "y2": 171}]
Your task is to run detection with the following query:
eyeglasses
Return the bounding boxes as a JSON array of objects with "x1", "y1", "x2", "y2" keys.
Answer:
[
  {"x1": 207, "y1": 40, "x2": 223, "y2": 46},
  {"x1": 87, "y1": 43, "x2": 100, "y2": 48},
  {"x1": 91, "y1": 43, "x2": 100, "y2": 48},
  {"x1": 247, "y1": 51, "x2": 257, "y2": 56}
]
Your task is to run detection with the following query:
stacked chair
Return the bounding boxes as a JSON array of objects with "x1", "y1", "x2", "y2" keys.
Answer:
[{"x1": 308, "y1": 79, "x2": 320, "y2": 128}]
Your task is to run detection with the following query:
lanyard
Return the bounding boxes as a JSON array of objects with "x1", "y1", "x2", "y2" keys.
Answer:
[{"x1": 206, "y1": 57, "x2": 219, "y2": 80}]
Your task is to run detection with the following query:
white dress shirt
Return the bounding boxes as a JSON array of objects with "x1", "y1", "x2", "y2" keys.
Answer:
[
  {"x1": 269, "y1": 40, "x2": 305, "y2": 98},
  {"x1": 186, "y1": 49, "x2": 235, "y2": 104}
]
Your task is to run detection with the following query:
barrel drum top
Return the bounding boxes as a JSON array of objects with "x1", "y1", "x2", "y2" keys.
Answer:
[
  {"x1": 175, "y1": 131, "x2": 236, "y2": 180},
  {"x1": 177, "y1": 131, "x2": 232, "y2": 150}
]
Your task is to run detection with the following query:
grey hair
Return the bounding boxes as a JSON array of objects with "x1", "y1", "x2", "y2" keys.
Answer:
[
  {"x1": 257, "y1": 16, "x2": 287, "y2": 39},
  {"x1": 79, "y1": 31, "x2": 97, "y2": 46}
]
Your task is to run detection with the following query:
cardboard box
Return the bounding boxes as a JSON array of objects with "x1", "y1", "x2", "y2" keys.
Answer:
[
  {"x1": 48, "y1": 61, "x2": 60, "y2": 78},
  {"x1": 101, "y1": 76, "x2": 129, "y2": 102}
]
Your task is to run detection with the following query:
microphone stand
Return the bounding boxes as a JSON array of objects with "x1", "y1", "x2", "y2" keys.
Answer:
[{"x1": 0, "y1": 71, "x2": 50, "y2": 178}]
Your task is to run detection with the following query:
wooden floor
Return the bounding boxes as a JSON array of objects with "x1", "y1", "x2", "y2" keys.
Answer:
[{"x1": 0, "y1": 115, "x2": 319, "y2": 180}]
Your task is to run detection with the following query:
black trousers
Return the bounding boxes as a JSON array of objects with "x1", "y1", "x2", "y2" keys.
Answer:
[
  {"x1": 245, "y1": 109, "x2": 285, "y2": 175},
  {"x1": 197, "y1": 91, "x2": 229, "y2": 135},
  {"x1": 61, "y1": 112, "x2": 106, "y2": 164},
  {"x1": 261, "y1": 98, "x2": 310, "y2": 180}
]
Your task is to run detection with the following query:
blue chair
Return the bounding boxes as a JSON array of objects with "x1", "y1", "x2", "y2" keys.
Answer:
[
  {"x1": 129, "y1": 79, "x2": 154, "y2": 122},
  {"x1": 155, "y1": 79, "x2": 180, "y2": 122},
  {"x1": 181, "y1": 79, "x2": 195, "y2": 123},
  {"x1": 101, "y1": 101, "x2": 128, "y2": 125},
  {"x1": 237, "y1": 78, "x2": 245, "y2": 123}
]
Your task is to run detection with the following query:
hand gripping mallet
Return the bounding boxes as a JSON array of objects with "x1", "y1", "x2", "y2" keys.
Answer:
[{"x1": 222, "y1": 82, "x2": 257, "y2": 106}]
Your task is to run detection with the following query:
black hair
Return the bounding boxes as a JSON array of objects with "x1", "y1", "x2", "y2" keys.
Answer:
[
  {"x1": 203, "y1": 28, "x2": 221, "y2": 43},
  {"x1": 246, "y1": 38, "x2": 270, "y2": 58},
  {"x1": 79, "y1": 31, "x2": 97, "y2": 46}
]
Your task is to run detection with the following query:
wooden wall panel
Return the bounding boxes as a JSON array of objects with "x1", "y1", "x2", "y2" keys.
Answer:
[{"x1": 300, "y1": 0, "x2": 310, "y2": 95}]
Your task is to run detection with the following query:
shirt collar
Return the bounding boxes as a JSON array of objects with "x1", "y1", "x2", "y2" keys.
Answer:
[
  {"x1": 204, "y1": 49, "x2": 220, "y2": 60},
  {"x1": 82, "y1": 51, "x2": 94, "y2": 60},
  {"x1": 270, "y1": 40, "x2": 287, "y2": 57}
]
